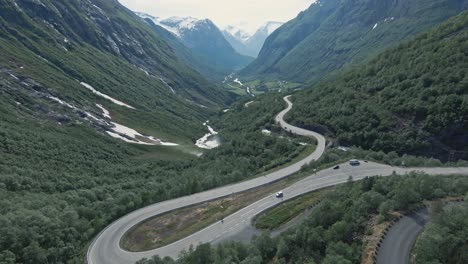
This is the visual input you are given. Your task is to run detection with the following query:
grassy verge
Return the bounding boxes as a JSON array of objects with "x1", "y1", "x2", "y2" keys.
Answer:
[
  {"x1": 254, "y1": 188, "x2": 332, "y2": 230},
  {"x1": 258, "y1": 144, "x2": 316, "y2": 176},
  {"x1": 121, "y1": 144, "x2": 318, "y2": 252},
  {"x1": 122, "y1": 144, "x2": 467, "y2": 252},
  {"x1": 121, "y1": 171, "x2": 308, "y2": 251}
]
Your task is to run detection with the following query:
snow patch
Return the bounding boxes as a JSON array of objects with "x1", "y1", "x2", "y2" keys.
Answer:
[
  {"x1": 49, "y1": 95, "x2": 177, "y2": 146},
  {"x1": 234, "y1": 78, "x2": 255, "y2": 97},
  {"x1": 136, "y1": 13, "x2": 208, "y2": 38},
  {"x1": 338, "y1": 146, "x2": 350, "y2": 152},
  {"x1": 139, "y1": 68, "x2": 150, "y2": 76},
  {"x1": 80, "y1": 82, "x2": 136, "y2": 109},
  {"x1": 223, "y1": 25, "x2": 252, "y2": 43},
  {"x1": 195, "y1": 121, "x2": 220, "y2": 149},
  {"x1": 159, "y1": 78, "x2": 176, "y2": 94},
  {"x1": 245, "y1": 101, "x2": 254, "y2": 107},
  {"x1": 9, "y1": 73, "x2": 19, "y2": 80},
  {"x1": 48, "y1": 96, "x2": 76, "y2": 109},
  {"x1": 96, "y1": 104, "x2": 110, "y2": 119}
]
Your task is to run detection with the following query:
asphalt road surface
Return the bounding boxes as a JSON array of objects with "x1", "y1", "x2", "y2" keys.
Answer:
[
  {"x1": 87, "y1": 96, "x2": 326, "y2": 264},
  {"x1": 377, "y1": 202, "x2": 466, "y2": 264},
  {"x1": 376, "y1": 207, "x2": 431, "y2": 264},
  {"x1": 87, "y1": 96, "x2": 468, "y2": 264}
]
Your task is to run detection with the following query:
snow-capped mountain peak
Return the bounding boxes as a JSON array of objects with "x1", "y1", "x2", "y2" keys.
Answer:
[
  {"x1": 222, "y1": 21, "x2": 285, "y2": 57},
  {"x1": 223, "y1": 25, "x2": 252, "y2": 43},
  {"x1": 259, "y1": 21, "x2": 284, "y2": 35},
  {"x1": 161, "y1": 16, "x2": 206, "y2": 31},
  {"x1": 136, "y1": 13, "x2": 210, "y2": 38}
]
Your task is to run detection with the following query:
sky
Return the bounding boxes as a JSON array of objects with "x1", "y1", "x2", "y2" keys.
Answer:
[{"x1": 118, "y1": 0, "x2": 316, "y2": 34}]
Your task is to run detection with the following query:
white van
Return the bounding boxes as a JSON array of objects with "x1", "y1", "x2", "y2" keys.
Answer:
[{"x1": 349, "y1": 159, "x2": 360, "y2": 166}]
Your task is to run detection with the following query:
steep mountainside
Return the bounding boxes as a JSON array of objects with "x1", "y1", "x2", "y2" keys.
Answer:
[
  {"x1": 0, "y1": 0, "x2": 230, "y2": 143},
  {"x1": 138, "y1": 14, "x2": 253, "y2": 75},
  {"x1": 242, "y1": 0, "x2": 468, "y2": 83},
  {"x1": 245, "y1": 22, "x2": 283, "y2": 57},
  {"x1": 222, "y1": 26, "x2": 253, "y2": 57},
  {"x1": 288, "y1": 11, "x2": 468, "y2": 160},
  {"x1": 138, "y1": 14, "x2": 229, "y2": 81},
  {"x1": 223, "y1": 22, "x2": 283, "y2": 58},
  {"x1": 0, "y1": 1, "x2": 304, "y2": 263}
]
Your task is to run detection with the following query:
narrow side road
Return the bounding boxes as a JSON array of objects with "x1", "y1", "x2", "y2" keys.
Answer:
[{"x1": 376, "y1": 208, "x2": 431, "y2": 264}]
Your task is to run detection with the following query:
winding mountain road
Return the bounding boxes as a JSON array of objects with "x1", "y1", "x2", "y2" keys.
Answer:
[
  {"x1": 87, "y1": 96, "x2": 326, "y2": 264},
  {"x1": 376, "y1": 207, "x2": 432, "y2": 264},
  {"x1": 87, "y1": 96, "x2": 468, "y2": 264}
]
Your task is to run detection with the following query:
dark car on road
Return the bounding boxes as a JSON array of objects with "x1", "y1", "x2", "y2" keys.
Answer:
[
  {"x1": 276, "y1": 191, "x2": 283, "y2": 198},
  {"x1": 333, "y1": 165, "x2": 340, "y2": 170}
]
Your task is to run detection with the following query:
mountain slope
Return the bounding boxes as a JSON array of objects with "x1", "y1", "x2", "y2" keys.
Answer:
[
  {"x1": 138, "y1": 14, "x2": 253, "y2": 76},
  {"x1": 0, "y1": 0, "x2": 231, "y2": 143},
  {"x1": 223, "y1": 22, "x2": 283, "y2": 58},
  {"x1": 244, "y1": 22, "x2": 283, "y2": 57},
  {"x1": 288, "y1": 11, "x2": 468, "y2": 160},
  {"x1": 242, "y1": 0, "x2": 468, "y2": 83},
  {"x1": 222, "y1": 26, "x2": 253, "y2": 57},
  {"x1": 138, "y1": 14, "x2": 230, "y2": 81}
]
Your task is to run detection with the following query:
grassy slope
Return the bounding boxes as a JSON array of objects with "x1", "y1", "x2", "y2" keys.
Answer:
[
  {"x1": 0, "y1": 83, "x2": 306, "y2": 263},
  {"x1": 288, "y1": 11, "x2": 468, "y2": 159},
  {"x1": 242, "y1": 0, "x2": 467, "y2": 84},
  {"x1": 0, "y1": 0, "x2": 233, "y2": 142}
]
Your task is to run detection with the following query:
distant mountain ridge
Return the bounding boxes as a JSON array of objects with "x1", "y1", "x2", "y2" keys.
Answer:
[
  {"x1": 137, "y1": 13, "x2": 253, "y2": 77},
  {"x1": 242, "y1": 0, "x2": 468, "y2": 83},
  {"x1": 222, "y1": 21, "x2": 284, "y2": 57}
]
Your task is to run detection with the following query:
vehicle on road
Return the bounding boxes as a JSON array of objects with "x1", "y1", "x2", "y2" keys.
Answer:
[
  {"x1": 333, "y1": 165, "x2": 340, "y2": 170},
  {"x1": 275, "y1": 191, "x2": 283, "y2": 198},
  {"x1": 349, "y1": 159, "x2": 360, "y2": 166}
]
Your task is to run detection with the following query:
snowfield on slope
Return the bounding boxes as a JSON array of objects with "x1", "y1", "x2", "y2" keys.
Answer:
[
  {"x1": 80, "y1": 82, "x2": 136, "y2": 109},
  {"x1": 195, "y1": 121, "x2": 220, "y2": 149},
  {"x1": 49, "y1": 96, "x2": 177, "y2": 146}
]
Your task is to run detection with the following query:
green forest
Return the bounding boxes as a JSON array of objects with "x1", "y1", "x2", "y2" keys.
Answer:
[
  {"x1": 0, "y1": 92, "x2": 307, "y2": 263},
  {"x1": 1, "y1": 1, "x2": 467, "y2": 264},
  {"x1": 412, "y1": 203, "x2": 467, "y2": 264},
  {"x1": 136, "y1": 174, "x2": 468, "y2": 264},
  {"x1": 289, "y1": 11, "x2": 468, "y2": 159},
  {"x1": 242, "y1": 0, "x2": 467, "y2": 84}
]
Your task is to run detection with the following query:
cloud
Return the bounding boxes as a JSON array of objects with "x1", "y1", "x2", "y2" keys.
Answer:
[{"x1": 118, "y1": 0, "x2": 315, "y2": 32}]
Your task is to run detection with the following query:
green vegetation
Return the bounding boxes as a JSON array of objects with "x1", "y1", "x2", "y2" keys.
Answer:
[
  {"x1": 0, "y1": 1, "x2": 308, "y2": 262},
  {"x1": 242, "y1": 0, "x2": 467, "y2": 84},
  {"x1": 137, "y1": 174, "x2": 468, "y2": 264},
  {"x1": 0, "y1": 0, "x2": 234, "y2": 143},
  {"x1": 412, "y1": 201, "x2": 468, "y2": 264},
  {"x1": 301, "y1": 147, "x2": 468, "y2": 175},
  {"x1": 122, "y1": 154, "x2": 316, "y2": 252},
  {"x1": 289, "y1": 11, "x2": 468, "y2": 160},
  {"x1": 254, "y1": 188, "x2": 332, "y2": 230},
  {"x1": 0, "y1": 86, "x2": 304, "y2": 263}
]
